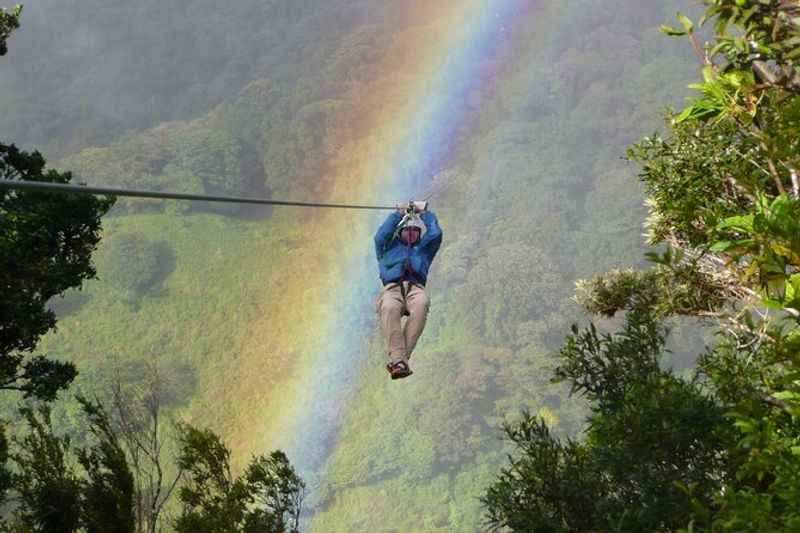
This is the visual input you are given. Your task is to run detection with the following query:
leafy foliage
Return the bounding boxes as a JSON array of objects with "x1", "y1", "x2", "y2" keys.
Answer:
[
  {"x1": 0, "y1": 425, "x2": 11, "y2": 527},
  {"x1": 76, "y1": 395, "x2": 136, "y2": 533},
  {"x1": 487, "y1": 0, "x2": 800, "y2": 530},
  {"x1": 1, "y1": 13, "x2": 133, "y2": 529},
  {"x1": 575, "y1": 248, "x2": 731, "y2": 319},
  {"x1": 4, "y1": 395, "x2": 304, "y2": 533},
  {"x1": 10, "y1": 404, "x2": 83, "y2": 532},
  {"x1": 0, "y1": 143, "x2": 114, "y2": 400},
  {"x1": 640, "y1": 4, "x2": 800, "y2": 525},
  {"x1": 8, "y1": 400, "x2": 137, "y2": 532},
  {"x1": 484, "y1": 312, "x2": 734, "y2": 531},
  {"x1": 174, "y1": 424, "x2": 304, "y2": 533},
  {"x1": 0, "y1": 4, "x2": 20, "y2": 56},
  {"x1": 241, "y1": 452, "x2": 306, "y2": 533}
]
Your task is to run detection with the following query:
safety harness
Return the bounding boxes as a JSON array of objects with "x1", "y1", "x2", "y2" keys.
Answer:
[{"x1": 382, "y1": 201, "x2": 427, "y2": 315}]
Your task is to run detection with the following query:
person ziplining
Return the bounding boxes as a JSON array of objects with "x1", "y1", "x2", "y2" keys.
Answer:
[
  {"x1": 374, "y1": 201, "x2": 443, "y2": 380},
  {"x1": 0, "y1": 180, "x2": 445, "y2": 381}
]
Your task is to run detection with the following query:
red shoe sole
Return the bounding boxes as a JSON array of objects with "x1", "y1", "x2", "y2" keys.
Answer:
[{"x1": 387, "y1": 363, "x2": 413, "y2": 380}]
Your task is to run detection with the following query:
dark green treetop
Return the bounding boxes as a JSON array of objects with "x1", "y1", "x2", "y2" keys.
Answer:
[
  {"x1": 1, "y1": 143, "x2": 115, "y2": 400},
  {"x1": 174, "y1": 424, "x2": 305, "y2": 533},
  {"x1": 0, "y1": 5, "x2": 21, "y2": 56},
  {"x1": 75, "y1": 395, "x2": 136, "y2": 533},
  {"x1": 482, "y1": 310, "x2": 735, "y2": 531},
  {"x1": 8, "y1": 399, "x2": 136, "y2": 532},
  {"x1": 10, "y1": 404, "x2": 83, "y2": 532}
]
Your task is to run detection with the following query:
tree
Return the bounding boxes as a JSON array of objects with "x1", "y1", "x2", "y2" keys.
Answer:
[
  {"x1": 241, "y1": 452, "x2": 306, "y2": 533},
  {"x1": 0, "y1": 143, "x2": 115, "y2": 400},
  {"x1": 633, "y1": 2, "x2": 800, "y2": 528},
  {"x1": 0, "y1": 425, "x2": 13, "y2": 529},
  {"x1": 3, "y1": 379, "x2": 298, "y2": 533},
  {"x1": 109, "y1": 362, "x2": 184, "y2": 533},
  {"x1": 10, "y1": 404, "x2": 83, "y2": 532},
  {"x1": 9, "y1": 399, "x2": 136, "y2": 533},
  {"x1": 77, "y1": 395, "x2": 136, "y2": 533},
  {"x1": 174, "y1": 424, "x2": 304, "y2": 533},
  {"x1": 0, "y1": 5, "x2": 20, "y2": 56},
  {"x1": 483, "y1": 311, "x2": 735, "y2": 531},
  {"x1": 485, "y1": 0, "x2": 800, "y2": 530}
]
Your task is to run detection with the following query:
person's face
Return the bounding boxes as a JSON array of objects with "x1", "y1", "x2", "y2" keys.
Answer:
[{"x1": 401, "y1": 227, "x2": 421, "y2": 244}]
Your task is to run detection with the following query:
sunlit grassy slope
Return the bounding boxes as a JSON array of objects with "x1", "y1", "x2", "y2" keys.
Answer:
[{"x1": 39, "y1": 211, "x2": 292, "y2": 430}]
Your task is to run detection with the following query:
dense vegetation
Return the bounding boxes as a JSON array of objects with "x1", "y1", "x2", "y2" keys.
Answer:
[
  {"x1": 3, "y1": 0, "x2": 765, "y2": 530},
  {"x1": 485, "y1": 1, "x2": 800, "y2": 530},
  {"x1": 1, "y1": 141, "x2": 113, "y2": 400}
]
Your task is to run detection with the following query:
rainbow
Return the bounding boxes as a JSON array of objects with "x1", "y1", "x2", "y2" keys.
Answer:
[{"x1": 201, "y1": 0, "x2": 543, "y2": 491}]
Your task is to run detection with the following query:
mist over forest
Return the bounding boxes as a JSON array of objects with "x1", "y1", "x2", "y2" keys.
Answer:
[{"x1": 4, "y1": 0, "x2": 798, "y2": 531}]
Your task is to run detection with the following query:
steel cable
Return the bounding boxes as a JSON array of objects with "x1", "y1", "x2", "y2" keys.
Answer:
[{"x1": 0, "y1": 180, "x2": 398, "y2": 211}]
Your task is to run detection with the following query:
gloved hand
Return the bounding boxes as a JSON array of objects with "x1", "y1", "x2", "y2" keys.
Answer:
[
  {"x1": 395, "y1": 200, "x2": 428, "y2": 213},
  {"x1": 411, "y1": 200, "x2": 428, "y2": 213}
]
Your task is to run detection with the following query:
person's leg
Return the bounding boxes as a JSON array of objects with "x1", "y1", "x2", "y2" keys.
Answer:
[
  {"x1": 377, "y1": 284, "x2": 407, "y2": 363},
  {"x1": 403, "y1": 284, "x2": 430, "y2": 358}
]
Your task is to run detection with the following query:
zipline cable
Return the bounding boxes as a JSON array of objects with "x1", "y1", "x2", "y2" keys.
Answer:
[{"x1": 0, "y1": 179, "x2": 398, "y2": 211}]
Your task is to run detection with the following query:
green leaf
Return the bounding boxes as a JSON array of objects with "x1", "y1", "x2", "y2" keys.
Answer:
[
  {"x1": 785, "y1": 274, "x2": 800, "y2": 309},
  {"x1": 709, "y1": 240, "x2": 735, "y2": 253},
  {"x1": 660, "y1": 24, "x2": 686, "y2": 37},
  {"x1": 709, "y1": 41, "x2": 731, "y2": 58},
  {"x1": 785, "y1": 276, "x2": 800, "y2": 302},
  {"x1": 718, "y1": 215, "x2": 755, "y2": 232},
  {"x1": 740, "y1": 6, "x2": 759, "y2": 25},
  {"x1": 644, "y1": 250, "x2": 676, "y2": 265},
  {"x1": 677, "y1": 13, "x2": 694, "y2": 34}
]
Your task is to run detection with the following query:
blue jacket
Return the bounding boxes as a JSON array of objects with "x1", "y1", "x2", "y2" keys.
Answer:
[{"x1": 374, "y1": 211, "x2": 443, "y2": 286}]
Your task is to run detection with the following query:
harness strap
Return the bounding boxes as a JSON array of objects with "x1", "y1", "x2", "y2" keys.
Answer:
[
  {"x1": 384, "y1": 281, "x2": 417, "y2": 317},
  {"x1": 400, "y1": 282, "x2": 410, "y2": 316},
  {"x1": 384, "y1": 280, "x2": 423, "y2": 292}
]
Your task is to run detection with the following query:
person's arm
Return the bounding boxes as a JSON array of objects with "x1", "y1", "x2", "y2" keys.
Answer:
[
  {"x1": 419, "y1": 210, "x2": 443, "y2": 259},
  {"x1": 374, "y1": 211, "x2": 403, "y2": 259}
]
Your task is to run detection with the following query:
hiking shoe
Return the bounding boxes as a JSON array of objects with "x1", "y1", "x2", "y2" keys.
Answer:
[{"x1": 386, "y1": 360, "x2": 413, "y2": 380}]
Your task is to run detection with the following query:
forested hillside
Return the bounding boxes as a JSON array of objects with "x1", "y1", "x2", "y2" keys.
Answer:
[
  {"x1": 0, "y1": 0, "x2": 391, "y2": 158},
  {"x1": 3, "y1": 0, "x2": 704, "y2": 530}
]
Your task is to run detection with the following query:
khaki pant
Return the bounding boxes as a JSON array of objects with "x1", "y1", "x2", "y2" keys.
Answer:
[{"x1": 376, "y1": 282, "x2": 430, "y2": 364}]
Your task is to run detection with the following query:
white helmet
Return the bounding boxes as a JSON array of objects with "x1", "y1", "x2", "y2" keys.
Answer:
[{"x1": 401, "y1": 214, "x2": 427, "y2": 238}]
